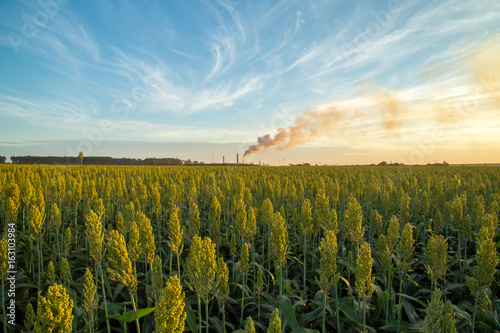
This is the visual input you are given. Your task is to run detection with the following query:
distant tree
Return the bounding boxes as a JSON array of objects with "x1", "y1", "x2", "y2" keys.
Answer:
[
  {"x1": 0, "y1": 156, "x2": 6, "y2": 164},
  {"x1": 79, "y1": 151, "x2": 84, "y2": 165},
  {"x1": 378, "y1": 161, "x2": 388, "y2": 166}
]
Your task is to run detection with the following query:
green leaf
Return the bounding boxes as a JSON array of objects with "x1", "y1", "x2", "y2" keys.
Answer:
[
  {"x1": 102, "y1": 268, "x2": 113, "y2": 301},
  {"x1": 101, "y1": 301, "x2": 124, "y2": 313},
  {"x1": 299, "y1": 305, "x2": 323, "y2": 324},
  {"x1": 400, "y1": 293, "x2": 426, "y2": 308},
  {"x1": 291, "y1": 329, "x2": 320, "y2": 333},
  {"x1": 339, "y1": 303, "x2": 360, "y2": 323},
  {"x1": 278, "y1": 295, "x2": 299, "y2": 330},
  {"x1": 185, "y1": 300, "x2": 198, "y2": 333},
  {"x1": 401, "y1": 299, "x2": 419, "y2": 324},
  {"x1": 380, "y1": 320, "x2": 425, "y2": 332},
  {"x1": 274, "y1": 259, "x2": 280, "y2": 286},
  {"x1": 446, "y1": 282, "x2": 467, "y2": 290},
  {"x1": 107, "y1": 307, "x2": 154, "y2": 323},
  {"x1": 209, "y1": 316, "x2": 226, "y2": 333}
]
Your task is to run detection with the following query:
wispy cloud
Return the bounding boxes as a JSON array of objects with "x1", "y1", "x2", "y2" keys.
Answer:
[{"x1": 1, "y1": 0, "x2": 499, "y2": 163}]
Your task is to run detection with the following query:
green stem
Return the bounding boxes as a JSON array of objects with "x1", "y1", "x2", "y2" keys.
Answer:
[
  {"x1": 443, "y1": 273, "x2": 447, "y2": 304},
  {"x1": 177, "y1": 253, "x2": 181, "y2": 277},
  {"x1": 303, "y1": 236, "x2": 307, "y2": 300},
  {"x1": 205, "y1": 301, "x2": 210, "y2": 333},
  {"x1": 457, "y1": 232, "x2": 462, "y2": 290},
  {"x1": 312, "y1": 236, "x2": 316, "y2": 271},
  {"x1": 170, "y1": 253, "x2": 173, "y2": 275},
  {"x1": 463, "y1": 240, "x2": 467, "y2": 278},
  {"x1": 37, "y1": 242, "x2": 41, "y2": 291},
  {"x1": 358, "y1": 290, "x2": 362, "y2": 321},
  {"x1": 29, "y1": 238, "x2": 33, "y2": 274},
  {"x1": 98, "y1": 263, "x2": 111, "y2": 333},
  {"x1": 130, "y1": 291, "x2": 140, "y2": 333},
  {"x1": 397, "y1": 273, "x2": 403, "y2": 333},
  {"x1": 257, "y1": 293, "x2": 261, "y2": 324},
  {"x1": 56, "y1": 228, "x2": 60, "y2": 259},
  {"x1": 335, "y1": 284, "x2": 340, "y2": 332},
  {"x1": 198, "y1": 296, "x2": 202, "y2": 333},
  {"x1": 241, "y1": 271, "x2": 246, "y2": 324},
  {"x1": 471, "y1": 291, "x2": 479, "y2": 332},
  {"x1": 74, "y1": 203, "x2": 78, "y2": 244},
  {"x1": 279, "y1": 261, "x2": 282, "y2": 296},
  {"x1": 363, "y1": 296, "x2": 366, "y2": 333},
  {"x1": 385, "y1": 263, "x2": 392, "y2": 323},
  {"x1": 322, "y1": 293, "x2": 326, "y2": 333},
  {"x1": 222, "y1": 303, "x2": 226, "y2": 333},
  {"x1": 252, "y1": 239, "x2": 255, "y2": 299}
]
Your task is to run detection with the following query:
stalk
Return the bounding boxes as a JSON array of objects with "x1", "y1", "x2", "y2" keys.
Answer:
[
  {"x1": 397, "y1": 273, "x2": 403, "y2": 333},
  {"x1": 358, "y1": 290, "x2": 362, "y2": 320},
  {"x1": 29, "y1": 238, "x2": 34, "y2": 274},
  {"x1": 257, "y1": 292, "x2": 261, "y2": 323},
  {"x1": 279, "y1": 261, "x2": 282, "y2": 296},
  {"x1": 37, "y1": 242, "x2": 41, "y2": 290},
  {"x1": 198, "y1": 296, "x2": 202, "y2": 333},
  {"x1": 129, "y1": 290, "x2": 140, "y2": 333},
  {"x1": 335, "y1": 283, "x2": 340, "y2": 332},
  {"x1": 74, "y1": 203, "x2": 78, "y2": 244},
  {"x1": 170, "y1": 254, "x2": 173, "y2": 275},
  {"x1": 263, "y1": 231, "x2": 268, "y2": 274},
  {"x1": 240, "y1": 271, "x2": 246, "y2": 324},
  {"x1": 56, "y1": 228, "x2": 60, "y2": 257},
  {"x1": 363, "y1": 297, "x2": 366, "y2": 333},
  {"x1": 443, "y1": 272, "x2": 447, "y2": 304},
  {"x1": 98, "y1": 263, "x2": 111, "y2": 333},
  {"x1": 252, "y1": 239, "x2": 255, "y2": 300},
  {"x1": 457, "y1": 232, "x2": 462, "y2": 288},
  {"x1": 157, "y1": 213, "x2": 161, "y2": 250},
  {"x1": 312, "y1": 236, "x2": 316, "y2": 271},
  {"x1": 303, "y1": 236, "x2": 307, "y2": 300},
  {"x1": 471, "y1": 291, "x2": 479, "y2": 332},
  {"x1": 177, "y1": 253, "x2": 181, "y2": 277},
  {"x1": 222, "y1": 303, "x2": 226, "y2": 333},
  {"x1": 205, "y1": 301, "x2": 209, "y2": 333},
  {"x1": 385, "y1": 263, "x2": 393, "y2": 323},
  {"x1": 322, "y1": 292, "x2": 327, "y2": 333},
  {"x1": 463, "y1": 239, "x2": 467, "y2": 280}
]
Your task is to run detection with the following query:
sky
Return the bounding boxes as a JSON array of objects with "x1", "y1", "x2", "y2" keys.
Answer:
[{"x1": 0, "y1": 0, "x2": 499, "y2": 165}]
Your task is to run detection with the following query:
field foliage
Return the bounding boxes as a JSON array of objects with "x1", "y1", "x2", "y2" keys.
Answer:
[{"x1": 0, "y1": 164, "x2": 499, "y2": 332}]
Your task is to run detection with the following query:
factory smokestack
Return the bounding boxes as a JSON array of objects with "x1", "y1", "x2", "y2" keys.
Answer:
[
  {"x1": 237, "y1": 153, "x2": 239, "y2": 164},
  {"x1": 223, "y1": 155, "x2": 225, "y2": 164}
]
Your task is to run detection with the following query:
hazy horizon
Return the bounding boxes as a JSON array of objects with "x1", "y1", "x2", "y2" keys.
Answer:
[
  {"x1": 1, "y1": 1, "x2": 499, "y2": 164},
  {"x1": 1, "y1": 140, "x2": 499, "y2": 166}
]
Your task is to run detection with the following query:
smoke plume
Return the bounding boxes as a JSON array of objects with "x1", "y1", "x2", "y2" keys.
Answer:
[
  {"x1": 244, "y1": 91, "x2": 405, "y2": 159},
  {"x1": 244, "y1": 107, "x2": 344, "y2": 158},
  {"x1": 244, "y1": 34, "x2": 500, "y2": 160}
]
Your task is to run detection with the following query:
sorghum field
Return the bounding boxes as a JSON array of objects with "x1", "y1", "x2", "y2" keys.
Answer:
[{"x1": 1, "y1": 164, "x2": 499, "y2": 333}]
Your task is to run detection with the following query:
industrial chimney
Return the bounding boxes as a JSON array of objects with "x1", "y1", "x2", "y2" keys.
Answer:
[
  {"x1": 223, "y1": 155, "x2": 225, "y2": 164},
  {"x1": 237, "y1": 153, "x2": 239, "y2": 164}
]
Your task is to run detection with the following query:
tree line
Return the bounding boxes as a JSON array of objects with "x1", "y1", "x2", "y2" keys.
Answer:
[{"x1": 9, "y1": 155, "x2": 184, "y2": 165}]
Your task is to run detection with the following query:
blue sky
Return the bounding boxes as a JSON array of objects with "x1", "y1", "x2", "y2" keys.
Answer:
[{"x1": 0, "y1": 0, "x2": 499, "y2": 165}]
